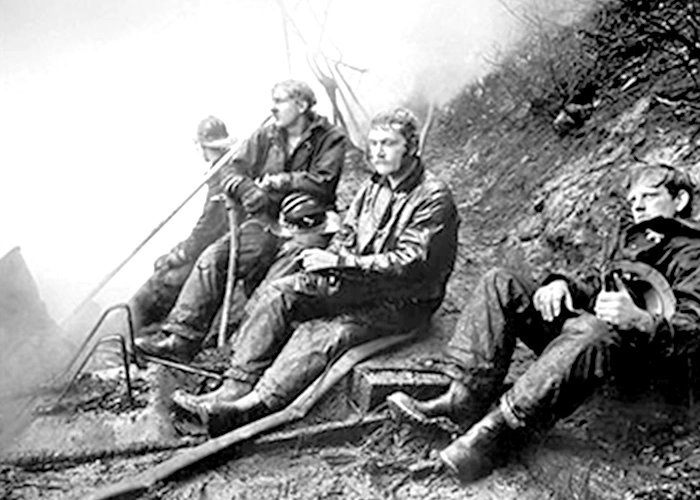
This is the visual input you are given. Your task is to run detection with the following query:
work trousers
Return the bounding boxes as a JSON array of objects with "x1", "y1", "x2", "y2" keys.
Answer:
[
  {"x1": 129, "y1": 263, "x2": 195, "y2": 334},
  {"x1": 161, "y1": 221, "x2": 330, "y2": 343},
  {"x1": 444, "y1": 267, "x2": 673, "y2": 430},
  {"x1": 225, "y1": 274, "x2": 433, "y2": 410}
]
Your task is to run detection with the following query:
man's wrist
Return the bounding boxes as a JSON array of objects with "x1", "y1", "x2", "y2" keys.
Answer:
[{"x1": 631, "y1": 310, "x2": 655, "y2": 333}]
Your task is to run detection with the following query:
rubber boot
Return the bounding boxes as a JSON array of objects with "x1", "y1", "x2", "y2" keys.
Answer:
[
  {"x1": 171, "y1": 378, "x2": 253, "y2": 420},
  {"x1": 439, "y1": 406, "x2": 512, "y2": 483},
  {"x1": 134, "y1": 333, "x2": 199, "y2": 363},
  {"x1": 387, "y1": 381, "x2": 475, "y2": 426}
]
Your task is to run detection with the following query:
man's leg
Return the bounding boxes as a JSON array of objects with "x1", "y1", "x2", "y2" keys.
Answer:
[
  {"x1": 207, "y1": 230, "x2": 331, "y2": 340},
  {"x1": 389, "y1": 268, "x2": 560, "y2": 427},
  {"x1": 181, "y1": 299, "x2": 430, "y2": 436},
  {"x1": 254, "y1": 302, "x2": 431, "y2": 411},
  {"x1": 136, "y1": 220, "x2": 279, "y2": 362},
  {"x1": 127, "y1": 262, "x2": 194, "y2": 334},
  {"x1": 499, "y1": 313, "x2": 621, "y2": 429},
  {"x1": 170, "y1": 273, "x2": 326, "y2": 423},
  {"x1": 440, "y1": 313, "x2": 623, "y2": 482}
]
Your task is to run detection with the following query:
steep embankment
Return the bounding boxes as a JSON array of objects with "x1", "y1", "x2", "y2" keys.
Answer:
[
  {"x1": 422, "y1": 0, "x2": 700, "y2": 497},
  {"x1": 427, "y1": 0, "x2": 700, "y2": 314}
]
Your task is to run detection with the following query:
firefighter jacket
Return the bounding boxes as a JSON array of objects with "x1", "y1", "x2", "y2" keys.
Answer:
[
  {"x1": 327, "y1": 159, "x2": 460, "y2": 309},
  {"x1": 557, "y1": 216, "x2": 700, "y2": 357},
  {"x1": 224, "y1": 112, "x2": 346, "y2": 215},
  {"x1": 176, "y1": 165, "x2": 230, "y2": 261}
]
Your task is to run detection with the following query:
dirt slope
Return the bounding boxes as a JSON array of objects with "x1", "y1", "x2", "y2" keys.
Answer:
[{"x1": 6, "y1": 1, "x2": 700, "y2": 498}]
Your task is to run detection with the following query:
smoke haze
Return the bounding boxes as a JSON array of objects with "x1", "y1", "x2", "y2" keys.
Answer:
[{"x1": 0, "y1": 0, "x2": 604, "y2": 432}]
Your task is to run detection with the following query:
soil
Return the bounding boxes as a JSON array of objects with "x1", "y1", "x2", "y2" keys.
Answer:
[{"x1": 7, "y1": 0, "x2": 700, "y2": 498}]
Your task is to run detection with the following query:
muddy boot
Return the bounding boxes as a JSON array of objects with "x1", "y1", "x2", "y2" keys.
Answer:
[
  {"x1": 207, "y1": 395, "x2": 268, "y2": 437},
  {"x1": 171, "y1": 379, "x2": 253, "y2": 420},
  {"x1": 439, "y1": 406, "x2": 513, "y2": 483},
  {"x1": 134, "y1": 333, "x2": 199, "y2": 363},
  {"x1": 387, "y1": 381, "x2": 473, "y2": 426},
  {"x1": 174, "y1": 389, "x2": 268, "y2": 437}
]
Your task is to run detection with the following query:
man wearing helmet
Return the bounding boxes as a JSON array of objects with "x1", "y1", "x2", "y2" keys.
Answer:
[
  {"x1": 128, "y1": 116, "x2": 237, "y2": 336},
  {"x1": 169, "y1": 108, "x2": 459, "y2": 436},
  {"x1": 387, "y1": 164, "x2": 700, "y2": 483},
  {"x1": 134, "y1": 79, "x2": 346, "y2": 362}
]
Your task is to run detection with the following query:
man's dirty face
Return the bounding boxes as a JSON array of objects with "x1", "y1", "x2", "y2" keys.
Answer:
[
  {"x1": 627, "y1": 180, "x2": 680, "y2": 224},
  {"x1": 271, "y1": 89, "x2": 304, "y2": 129},
  {"x1": 367, "y1": 126, "x2": 407, "y2": 177}
]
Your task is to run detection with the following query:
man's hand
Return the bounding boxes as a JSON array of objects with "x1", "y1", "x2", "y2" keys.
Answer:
[
  {"x1": 258, "y1": 173, "x2": 291, "y2": 191},
  {"x1": 299, "y1": 248, "x2": 340, "y2": 272},
  {"x1": 594, "y1": 274, "x2": 654, "y2": 331},
  {"x1": 224, "y1": 175, "x2": 269, "y2": 214},
  {"x1": 533, "y1": 280, "x2": 574, "y2": 322},
  {"x1": 154, "y1": 247, "x2": 188, "y2": 271}
]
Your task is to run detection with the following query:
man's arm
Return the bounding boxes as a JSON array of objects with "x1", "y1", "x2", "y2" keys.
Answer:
[
  {"x1": 596, "y1": 246, "x2": 700, "y2": 355},
  {"x1": 171, "y1": 171, "x2": 229, "y2": 263},
  {"x1": 304, "y1": 182, "x2": 457, "y2": 280},
  {"x1": 262, "y1": 128, "x2": 346, "y2": 202}
]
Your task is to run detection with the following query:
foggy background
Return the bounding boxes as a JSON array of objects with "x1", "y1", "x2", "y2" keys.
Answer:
[{"x1": 0, "y1": 0, "x2": 601, "y2": 413}]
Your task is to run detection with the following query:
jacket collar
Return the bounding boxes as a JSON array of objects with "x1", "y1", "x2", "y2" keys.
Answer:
[{"x1": 626, "y1": 216, "x2": 700, "y2": 240}]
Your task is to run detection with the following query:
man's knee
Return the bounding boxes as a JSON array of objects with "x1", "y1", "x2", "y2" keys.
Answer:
[
  {"x1": 237, "y1": 220, "x2": 279, "y2": 276},
  {"x1": 554, "y1": 314, "x2": 621, "y2": 362},
  {"x1": 478, "y1": 267, "x2": 531, "y2": 299},
  {"x1": 562, "y1": 314, "x2": 616, "y2": 343}
]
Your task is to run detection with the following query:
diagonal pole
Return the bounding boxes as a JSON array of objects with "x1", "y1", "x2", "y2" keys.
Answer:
[{"x1": 59, "y1": 142, "x2": 239, "y2": 330}]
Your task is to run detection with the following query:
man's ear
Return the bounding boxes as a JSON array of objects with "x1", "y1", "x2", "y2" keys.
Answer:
[
  {"x1": 675, "y1": 188, "x2": 691, "y2": 214},
  {"x1": 296, "y1": 99, "x2": 310, "y2": 114}
]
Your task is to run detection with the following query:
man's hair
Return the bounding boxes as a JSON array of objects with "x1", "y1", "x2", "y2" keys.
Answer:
[
  {"x1": 626, "y1": 163, "x2": 696, "y2": 218},
  {"x1": 272, "y1": 80, "x2": 317, "y2": 110},
  {"x1": 368, "y1": 107, "x2": 421, "y2": 158}
]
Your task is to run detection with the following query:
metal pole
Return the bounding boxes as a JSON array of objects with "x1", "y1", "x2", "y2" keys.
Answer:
[{"x1": 59, "y1": 144, "x2": 239, "y2": 329}]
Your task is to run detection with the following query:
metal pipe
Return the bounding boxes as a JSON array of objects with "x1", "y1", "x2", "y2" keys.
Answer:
[{"x1": 59, "y1": 144, "x2": 240, "y2": 330}]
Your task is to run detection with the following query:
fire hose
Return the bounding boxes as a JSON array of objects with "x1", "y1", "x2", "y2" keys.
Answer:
[
  {"x1": 218, "y1": 196, "x2": 239, "y2": 347},
  {"x1": 82, "y1": 329, "x2": 417, "y2": 500}
]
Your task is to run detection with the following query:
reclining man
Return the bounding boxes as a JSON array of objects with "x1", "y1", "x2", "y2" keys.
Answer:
[
  {"x1": 388, "y1": 163, "x2": 700, "y2": 482},
  {"x1": 128, "y1": 116, "x2": 236, "y2": 336},
  {"x1": 170, "y1": 107, "x2": 460, "y2": 436},
  {"x1": 134, "y1": 79, "x2": 347, "y2": 363}
]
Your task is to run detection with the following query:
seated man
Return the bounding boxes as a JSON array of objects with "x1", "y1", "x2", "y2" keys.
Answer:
[
  {"x1": 128, "y1": 116, "x2": 236, "y2": 334},
  {"x1": 170, "y1": 108, "x2": 460, "y2": 436},
  {"x1": 135, "y1": 80, "x2": 346, "y2": 362},
  {"x1": 388, "y1": 164, "x2": 700, "y2": 482}
]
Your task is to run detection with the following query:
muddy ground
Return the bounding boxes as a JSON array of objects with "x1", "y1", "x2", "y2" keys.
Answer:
[{"x1": 6, "y1": 0, "x2": 700, "y2": 498}]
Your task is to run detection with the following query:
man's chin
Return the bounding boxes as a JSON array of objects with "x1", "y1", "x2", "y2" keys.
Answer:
[{"x1": 373, "y1": 164, "x2": 396, "y2": 176}]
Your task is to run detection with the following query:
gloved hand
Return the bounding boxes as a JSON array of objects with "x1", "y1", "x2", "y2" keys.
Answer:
[
  {"x1": 154, "y1": 246, "x2": 189, "y2": 271},
  {"x1": 259, "y1": 173, "x2": 292, "y2": 191},
  {"x1": 224, "y1": 175, "x2": 269, "y2": 214}
]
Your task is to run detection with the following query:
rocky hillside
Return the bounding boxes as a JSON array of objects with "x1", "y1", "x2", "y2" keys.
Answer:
[{"x1": 424, "y1": 0, "x2": 700, "y2": 314}]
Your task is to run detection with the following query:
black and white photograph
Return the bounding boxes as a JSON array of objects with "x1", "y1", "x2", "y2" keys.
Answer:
[{"x1": 3, "y1": 1, "x2": 700, "y2": 499}]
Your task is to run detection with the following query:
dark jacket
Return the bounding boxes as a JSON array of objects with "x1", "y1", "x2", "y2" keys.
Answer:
[
  {"x1": 328, "y1": 160, "x2": 460, "y2": 308},
  {"x1": 176, "y1": 165, "x2": 230, "y2": 260},
  {"x1": 224, "y1": 112, "x2": 346, "y2": 214},
  {"x1": 562, "y1": 217, "x2": 700, "y2": 356}
]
